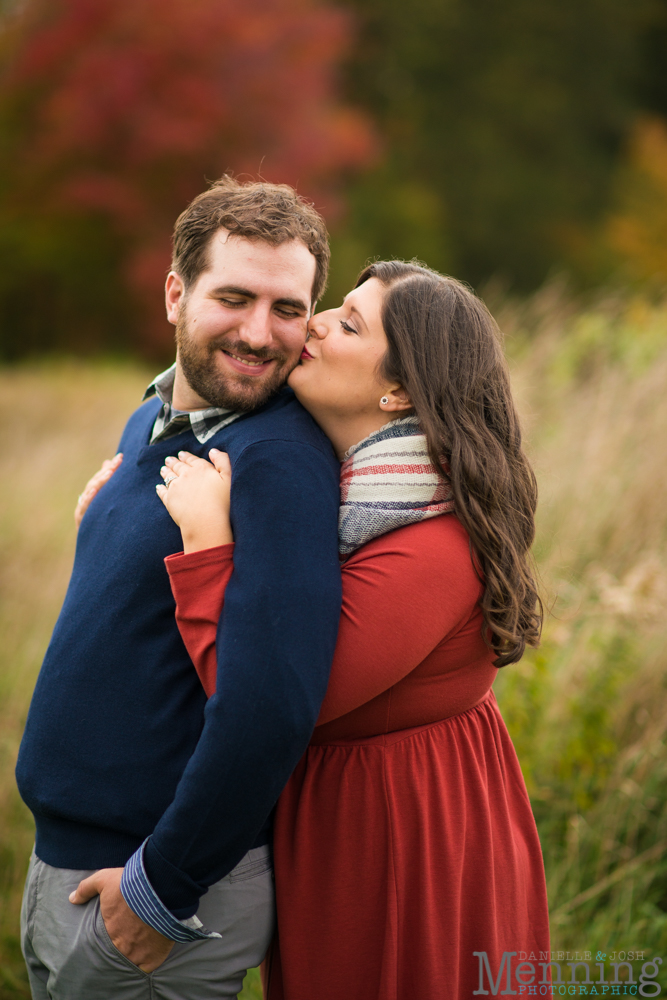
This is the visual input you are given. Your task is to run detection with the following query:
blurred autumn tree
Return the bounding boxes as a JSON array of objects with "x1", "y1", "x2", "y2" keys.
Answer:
[
  {"x1": 605, "y1": 117, "x2": 667, "y2": 284},
  {"x1": 323, "y1": 0, "x2": 667, "y2": 303},
  {"x1": 3, "y1": 0, "x2": 667, "y2": 358},
  {"x1": 0, "y1": 0, "x2": 374, "y2": 358}
]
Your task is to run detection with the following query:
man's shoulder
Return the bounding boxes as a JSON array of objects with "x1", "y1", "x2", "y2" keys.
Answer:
[
  {"x1": 117, "y1": 397, "x2": 161, "y2": 448},
  {"x1": 227, "y1": 390, "x2": 334, "y2": 458},
  {"x1": 124, "y1": 396, "x2": 162, "y2": 431}
]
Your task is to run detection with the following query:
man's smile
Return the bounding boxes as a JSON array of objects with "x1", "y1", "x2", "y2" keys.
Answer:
[{"x1": 219, "y1": 348, "x2": 277, "y2": 376}]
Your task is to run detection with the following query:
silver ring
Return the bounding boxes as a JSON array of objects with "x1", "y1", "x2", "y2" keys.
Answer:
[{"x1": 163, "y1": 474, "x2": 177, "y2": 488}]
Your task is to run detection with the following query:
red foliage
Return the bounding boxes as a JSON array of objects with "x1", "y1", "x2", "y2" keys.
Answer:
[{"x1": 1, "y1": 0, "x2": 375, "y2": 352}]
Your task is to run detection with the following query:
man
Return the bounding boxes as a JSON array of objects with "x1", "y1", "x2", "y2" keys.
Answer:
[{"x1": 16, "y1": 176, "x2": 342, "y2": 999}]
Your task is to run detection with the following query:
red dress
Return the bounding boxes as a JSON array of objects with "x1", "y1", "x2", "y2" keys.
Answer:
[{"x1": 166, "y1": 517, "x2": 550, "y2": 1000}]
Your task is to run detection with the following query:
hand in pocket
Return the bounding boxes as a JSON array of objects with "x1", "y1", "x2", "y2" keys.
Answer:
[{"x1": 70, "y1": 867, "x2": 174, "y2": 972}]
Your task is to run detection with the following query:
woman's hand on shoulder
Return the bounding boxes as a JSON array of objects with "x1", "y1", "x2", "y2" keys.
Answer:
[
  {"x1": 156, "y1": 449, "x2": 233, "y2": 553},
  {"x1": 75, "y1": 453, "x2": 123, "y2": 529}
]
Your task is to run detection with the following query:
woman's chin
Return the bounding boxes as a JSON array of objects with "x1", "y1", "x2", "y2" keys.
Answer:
[
  {"x1": 287, "y1": 365, "x2": 305, "y2": 398},
  {"x1": 287, "y1": 363, "x2": 306, "y2": 392}
]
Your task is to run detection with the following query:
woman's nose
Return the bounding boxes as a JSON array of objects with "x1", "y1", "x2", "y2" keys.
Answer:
[{"x1": 307, "y1": 313, "x2": 330, "y2": 339}]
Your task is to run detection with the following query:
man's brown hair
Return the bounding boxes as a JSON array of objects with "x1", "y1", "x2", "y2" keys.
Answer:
[{"x1": 172, "y1": 175, "x2": 330, "y2": 303}]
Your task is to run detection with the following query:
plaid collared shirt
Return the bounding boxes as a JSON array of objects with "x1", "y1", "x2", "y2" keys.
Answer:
[{"x1": 143, "y1": 364, "x2": 242, "y2": 444}]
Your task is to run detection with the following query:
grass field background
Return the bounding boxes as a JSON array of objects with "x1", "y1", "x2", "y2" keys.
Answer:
[{"x1": 1, "y1": 285, "x2": 666, "y2": 995}]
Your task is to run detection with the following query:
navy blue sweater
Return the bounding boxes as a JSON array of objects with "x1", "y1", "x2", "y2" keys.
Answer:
[{"x1": 16, "y1": 389, "x2": 342, "y2": 915}]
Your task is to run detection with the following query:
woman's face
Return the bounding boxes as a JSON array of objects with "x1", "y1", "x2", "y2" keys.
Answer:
[{"x1": 288, "y1": 278, "x2": 390, "y2": 421}]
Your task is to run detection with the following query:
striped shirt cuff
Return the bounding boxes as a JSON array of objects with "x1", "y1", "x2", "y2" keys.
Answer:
[{"x1": 120, "y1": 840, "x2": 221, "y2": 942}]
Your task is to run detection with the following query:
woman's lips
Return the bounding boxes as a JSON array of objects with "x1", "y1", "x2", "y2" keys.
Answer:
[{"x1": 300, "y1": 345, "x2": 314, "y2": 360}]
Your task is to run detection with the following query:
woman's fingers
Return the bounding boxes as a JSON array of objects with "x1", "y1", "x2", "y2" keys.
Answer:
[
  {"x1": 173, "y1": 451, "x2": 218, "y2": 474},
  {"x1": 157, "y1": 450, "x2": 228, "y2": 509},
  {"x1": 161, "y1": 456, "x2": 189, "y2": 479},
  {"x1": 157, "y1": 455, "x2": 200, "y2": 500},
  {"x1": 174, "y1": 451, "x2": 203, "y2": 467},
  {"x1": 75, "y1": 453, "x2": 123, "y2": 529},
  {"x1": 208, "y1": 448, "x2": 231, "y2": 478},
  {"x1": 154, "y1": 447, "x2": 234, "y2": 548},
  {"x1": 161, "y1": 452, "x2": 223, "y2": 485},
  {"x1": 163, "y1": 453, "x2": 207, "y2": 472}
]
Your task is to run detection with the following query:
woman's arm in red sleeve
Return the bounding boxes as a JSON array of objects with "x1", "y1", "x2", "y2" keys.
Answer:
[
  {"x1": 165, "y1": 544, "x2": 234, "y2": 697},
  {"x1": 167, "y1": 517, "x2": 482, "y2": 720},
  {"x1": 316, "y1": 517, "x2": 483, "y2": 725}
]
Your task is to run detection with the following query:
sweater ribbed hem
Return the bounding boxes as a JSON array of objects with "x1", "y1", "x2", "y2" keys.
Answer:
[
  {"x1": 32, "y1": 811, "x2": 271, "y2": 879},
  {"x1": 34, "y1": 813, "x2": 144, "y2": 870}
]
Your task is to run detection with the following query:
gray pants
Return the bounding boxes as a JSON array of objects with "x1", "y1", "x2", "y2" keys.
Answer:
[{"x1": 21, "y1": 847, "x2": 275, "y2": 1000}]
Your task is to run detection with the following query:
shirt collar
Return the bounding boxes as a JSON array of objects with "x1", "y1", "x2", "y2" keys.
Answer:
[
  {"x1": 143, "y1": 363, "x2": 241, "y2": 445},
  {"x1": 143, "y1": 363, "x2": 178, "y2": 404}
]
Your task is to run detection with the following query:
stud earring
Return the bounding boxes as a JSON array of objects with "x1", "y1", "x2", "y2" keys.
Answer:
[{"x1": 380, "y1": 396, "x2": 389, "y2": 405}]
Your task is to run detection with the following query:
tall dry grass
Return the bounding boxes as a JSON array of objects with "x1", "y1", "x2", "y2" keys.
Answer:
[
  {"x1": 1, "y1": 290, "x2": 666, "y2": 992},
  {"x1": 0, "y1": 362, "x2": 149, "y2": 997},
  {"x1": 495, "y1": 283, "x2": 667, "y2": 964}
]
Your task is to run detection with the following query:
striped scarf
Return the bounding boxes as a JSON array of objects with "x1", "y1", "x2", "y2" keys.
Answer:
[{"x1": 338, "y1": 416, "x2": 454, "y2": 556}]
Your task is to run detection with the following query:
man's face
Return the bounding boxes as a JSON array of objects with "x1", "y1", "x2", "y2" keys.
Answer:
[{"x1": 167, "y1": 230, "x2": 317, "y2": 412}]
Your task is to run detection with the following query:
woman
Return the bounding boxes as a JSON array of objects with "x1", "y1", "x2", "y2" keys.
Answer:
[{"x1": 82, "y1": 262, "x2": 549, "y2": 998}]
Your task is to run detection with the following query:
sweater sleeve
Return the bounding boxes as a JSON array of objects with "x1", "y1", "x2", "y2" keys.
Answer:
[
  {"x1": 136, "y1": 439, "x2": 342, "y2": 918},
  {"x1": 168, "y1": 516, "x2": 483, "y2": 728}
]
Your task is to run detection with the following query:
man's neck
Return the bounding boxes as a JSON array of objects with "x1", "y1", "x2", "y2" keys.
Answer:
[{"x1": 171, "y1": 363, "x2": 211, "y2": 412}]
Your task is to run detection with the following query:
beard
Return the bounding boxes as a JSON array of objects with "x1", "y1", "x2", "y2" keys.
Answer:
[{"x1": 176, "y1": 312, "x2": 298, "y2": 413}]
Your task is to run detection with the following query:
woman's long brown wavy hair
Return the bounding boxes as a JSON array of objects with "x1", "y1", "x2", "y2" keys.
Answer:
[{"x1": 357, "y1": 261, "x2": 542, "y2": 667}]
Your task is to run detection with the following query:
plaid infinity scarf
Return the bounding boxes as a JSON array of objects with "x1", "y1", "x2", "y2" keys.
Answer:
[{"x1": 338, "y1": 415, "x2": 454, "y2": 556}]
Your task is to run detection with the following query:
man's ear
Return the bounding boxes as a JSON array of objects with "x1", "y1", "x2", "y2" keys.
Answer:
[
  {"x1": 381, "y1": 385, "x2": 414, "y2": 414},
  {"x1": 165, "y1": 272, "x2": 185, "y2": 326}
]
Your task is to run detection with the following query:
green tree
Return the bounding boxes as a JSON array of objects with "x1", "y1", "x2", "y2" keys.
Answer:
[{"x1": 325, "y1": 0, "x2": 662, "y2": 302}]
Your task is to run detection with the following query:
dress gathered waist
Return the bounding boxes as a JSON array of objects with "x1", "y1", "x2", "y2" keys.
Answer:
[{"x1": 308, "y1": 688, "x2": 494, "y2": 746}]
